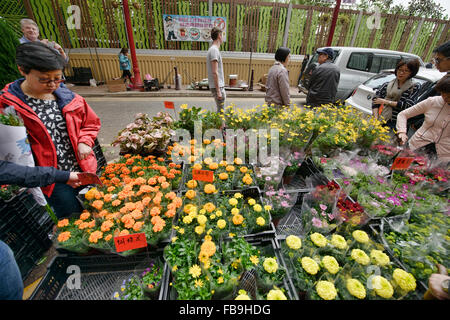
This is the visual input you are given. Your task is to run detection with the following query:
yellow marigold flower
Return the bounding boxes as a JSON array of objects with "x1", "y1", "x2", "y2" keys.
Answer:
[
  {"x1": 234, "y1": 158, "x2": 243, "y2": 165},
  {"x1": 346, "y1": 279, "x2": 366, "y2": 299},
  {"x1": 310, "y1": 232, "x2": 328, "y2": 247},
  {"x1": 215, "y1": 210, "x2": 223, "y2": 217},
  {"x1": 352, "y1": 230, "x2": 369, "y2": 244},
  {"x1": 200, "y1": 239, "x2": 216, "y2": 257},
  {"x1": 232, "y1": 214, "x2": 244, "y2": 225},
  {"x1": 193, "y1": 163, "x2": 202, "y2": 170},
  {"x1": 263, "y1": 257, "x2": 278, "y2": 273},
  {"x1": 217, "y1": 219, "x2": 226, "y2": 229},
  {"x1": 194, "y1": 279, "x2": 204, "y2": 288},
  {"x1": 264, "y1": 205, "x2": 272, "y2": 211},
  {"x1": 189, "y1": 264, "x2": 202, "y2": 278},
  {"x1": 217, "y1": 277, "x2": 224, "y2": 284},
  {"x1": 267, "y1": 289, "x2": 287, "y2": 300},
  {"x1": 331, "y1": 234, "x2": 347, "y2": 250},
  {"x1": 231, "y1": 207, "x2": 240, "y2": 215},
  {"x1": 204, "y1": 184, "x2": 217, "y2": 194},
  {"x1": 209, "y1": 163, "x2": 219, "y2": 170},
  {"x1": 316, "y1": 281, "x2": 337, "y2": 300},
  {"x1": 322, "y1": 256, "x2": 340, "y2": 274},
  {"x1": 183, "y1": 215, "x2": 193, "y2": 224},
  {"x1": 351, "y1": 249, "x2": 370, "y2": 265},
  {"x1": 185, "y1": 190, "x2": 196, "y2": 200},
  {"x1": 256, "y1": 216, "x2": 265, "y2": 226},
  {"x1": 242, "y1": 174, "x2": 253, "y2": 185},
  {"x1": 250, "y1": 255, "x2": 259, "y2": 265},
  {"x1": 286, "y1": 235, "x2": 301, "y2": 250},
  {"x1": 195, "y1": 225, "x2": 205, "y2": 235},
  {"x1": 371, "y1": 275, "x2": 394, "y2": 299},
  {"x1": 219, "y1": 172, "x2": 229, "y2": 180},
  {"x1": 234, "y1": 193, "x2": 243, "y2": 199},
  {"x1": 253, "y1": 204, "x2": 262, "y2": 212},
  {"x1": 229, "y1": 198, "x2": 238, "y2": 206},
  {"x1": 186, "y1": 179, "x2": 198, "y2": 189},
  {"x1": 393, "y1": 269, "x2": 416, "y2": 292},
  {"x1": 301, "y1": 257, "x2": 319, "y2": 275},
  {"x1": 197, "y1": 214, "x2": 207, "y2": 226},
  {"x1": 248, "y1": 198, "x2": 256, "y2": 206},
  {"x1": 370, "y1": 249, "x2": 390, "y2": 267},
  {"x1": 240, "y1": 166, "x2": 248, "y2": 174},
  {"x1": 226, "y1": 165, "x2": 235, "y2": 172},
  {"x1": 235, "y1": 290, "x2": 251, "y2": 300}
]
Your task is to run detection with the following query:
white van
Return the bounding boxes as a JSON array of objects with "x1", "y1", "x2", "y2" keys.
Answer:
[{"x1": 298, "y1": 47, "x2": 425, "y2": 101}]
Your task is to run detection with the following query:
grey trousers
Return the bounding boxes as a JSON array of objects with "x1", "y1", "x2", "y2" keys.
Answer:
[{"x1": 210, "y1": 87, "x2": 226, "y2": 112}]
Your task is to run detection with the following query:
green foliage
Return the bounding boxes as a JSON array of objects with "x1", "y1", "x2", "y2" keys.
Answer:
[{"x1": 0, "y1": 18, "x2": 21, "y2": 88}]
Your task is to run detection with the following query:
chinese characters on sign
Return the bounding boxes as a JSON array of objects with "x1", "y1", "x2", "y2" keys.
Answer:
[
  {"x1": 390, "y1": 157, "x2": 414, "y2": 171},
  {"x1": 114, "y1": 232, "x2": 147, "y2": 252},
  {"x1": 192, "y1": 169, "x2": 214, "y2": 183},
  {"x1": 163, "y1": 14, "x2": 227, "y2": 42}
]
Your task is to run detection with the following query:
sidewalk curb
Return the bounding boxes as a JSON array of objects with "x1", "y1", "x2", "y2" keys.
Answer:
[{"x1": 77, "y1": 91, "x2": 307, "y2": 99}]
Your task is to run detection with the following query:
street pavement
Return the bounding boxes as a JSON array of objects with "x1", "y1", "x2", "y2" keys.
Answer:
[{"x1": 86, "y1": 94, "x2": 307, "y2": 163}]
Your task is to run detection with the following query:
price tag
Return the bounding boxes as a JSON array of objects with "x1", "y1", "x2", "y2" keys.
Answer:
[
  {"x1": 391, "y1": 157, "x2": 414, "y2": 170},
  {"x1": 114, "y1": 232, "x2": 147, "y2": 252},
  {"x1": 77, "y1": 172, "x2": 103, "y2": 186},
  {"x1": 192, "y1": 169, "x2": 214, "y2": 182},
  {"x1": 164, "y1": 101, "x2": 175, "y2": 109}
]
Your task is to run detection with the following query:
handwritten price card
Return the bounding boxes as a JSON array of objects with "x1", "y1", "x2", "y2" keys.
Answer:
[
  {"x1": 192, "y1": 169, "x2": 214, "y2": 183},
  {"x1": 114, "y1": 232, "x2": 147, "y2": 252},
  {"x1": 391, "y1": 157, "x2": 414, "y2": 170}
]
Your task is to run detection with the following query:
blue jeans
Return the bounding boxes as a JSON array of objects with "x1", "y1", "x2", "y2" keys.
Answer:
[
  {"x1": 0, "y1": 240, "x2": 23, "y2": 300},
  {"x1": 45, "y1": 183, "x2": 83, "y2": 219}
]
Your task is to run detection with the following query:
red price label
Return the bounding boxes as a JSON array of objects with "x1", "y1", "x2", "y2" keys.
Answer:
[
  {"x1": 192, "y1": 169, "x2": 214, "y2": 182},
  {"x1": 164, "y1": 101, "x2": 175, "y2": 109},
  {"x1": 391, "y1": 157, "x2": 414, "y2": 170},
  {"x1": 114, "y1": 232, "x2": 147, "y2": 252},
  {"x1": 77, "y1": 172, "x2": 103, "y2": 186}
]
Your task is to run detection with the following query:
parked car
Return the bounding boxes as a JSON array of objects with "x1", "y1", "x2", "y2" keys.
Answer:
[
  {"x1": 345, "y1": 67, "x2": 446, "y2": 115},
  {"x1": 298, "y1": 46, "x2": 425, "y2": 101}
]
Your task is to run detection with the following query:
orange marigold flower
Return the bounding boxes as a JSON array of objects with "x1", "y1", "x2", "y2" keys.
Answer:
[
  {"x1": 104, "y1": 234, "x2": 113, "y2": 242},
  {"x1": 119, "y1": 229, "x2": 130, "y2": 236},
  {"x1": 92, "y1": 200, "x2": 104, "y2": 211},
  {"x1": 219, "y1": 172, "x2": 229, "y2": 180},
  {"x1": 161, "y1": 181, "x2": 170, "y2": 189},
  {"x1": 57, "y1": 231, "x2": 71, "y2": 243},
  {"x1": 150, "y1": 206, "x2": 161, "y2": 217},
  {"x1": 151, "y1": 215, "x2": 164, "y2": 226},
  {"x1": 103, "y1": 194, "x2": 113, "y2": 203},
  {"x1": 88, "y1": 219, "x2": 96, "y2": 228},
  {"x1": 112, "y1": 199, "x2": 121, "y2": 207},
  {"x1": 138, "y1": 171, "x2": 145, "y2": 176},
  {"x1": 165, "y1": 191, "x2": 177, "y2": 200},
  {"x1": 139, "y1": 185, "x2": 153, "y2": 193},
  {"x1": 131, "y1": 210, "x2": 143, "y2": 220},
  {"x1": 123, "y1": 154, "x2": 131, "y2": 159},
  {"x1": 232, "y1": 214, "x2": 244, "y2": 225},
  {"x1": 124, "y1": 218, "x2": 135, "y2": 229},
  {"x1": 107, "y1": 186, "x2": 116, "y2": 193},
  {"x1": 173, "y1": 197, "x2": 183, "y2": 208},
  {"x1": 209, "y1": 163, "x2": 219, "y2": 170},
  {"x1": 165, "y1": 209, "x2": 176, "y2": 218},
  {"x1": 203, "y1": 202, "x2": 216, "y2": 213},
  {"x1": 133, "y1": 221, "x2": 144, "y2": 232},
  {"x1": 74, "y1": 219, "x2": 83, "y2": 226},
  {"x1": 111, "y1": 177, "x2": 121, "y2": 185},
  {"x1": 57, "y1": 219, "x2": 69, "y2": 228},
  {"x1": 166, "y1": 173, "x2": 176, "y2": 179},
  {"x1": 80, "y1": 211, "x2": 91, "y2": 220},
  {"x1": 121, "y1": 213, "x2": 133, "y2": 223},
  {"x1": 148, "y1": 177, "x2": 157, "y2": 185},
  {"x1": 89, "y1": 230, "x2": 103, "y2": 243},
  {"x1": 101, "y1": 220, "x2": 114, "y2": 232},
  {"x1": 131, "y1": 166, "x2": 141, "y2": 173},
  {"x1": 153, "y1": 196, "x2": 162, "y2": 205},
  {"x1": 169, "y1": 162, "x2": 176, "y2": 168},
  {"x1": 78, "y1": 222, "x2": 89, "y2": 230},
  {"x1": 135, "y1": 177, "x2": 146, "y2": 185},
  {"x1": 167, "y1": 203, "x2": 177, "y2": 211},
  {"x1": 123, "y1": 177, "x2": 132, "y2": 185},
  {"x1": 142, "y1": 197, "x2": 151, "y2": 206}
]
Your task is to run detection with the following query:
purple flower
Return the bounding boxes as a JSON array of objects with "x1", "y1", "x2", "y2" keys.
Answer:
[
  {"x1": 265, "y1": 176, "x2": 272, "y2": 181},
  {"x1": 387, "y1": 196, "x2": 402, "y2": 206},
  {"x1": 320, "y1": 204, "x2": 327, "y2": 211}
]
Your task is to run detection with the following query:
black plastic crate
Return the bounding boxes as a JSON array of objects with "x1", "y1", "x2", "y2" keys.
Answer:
[
  {"x1": 93, "y1": 138, "x2": 107, "y2": 175},
  {"x1": 31, "y1": 250, "x2": 166, "y2": 300},
  {"x1": 162, "y1": 236, "x2": 297, "y2": 300},
  {"x1": 0, "y1": 190, "x2": 53, "y2": 279}
]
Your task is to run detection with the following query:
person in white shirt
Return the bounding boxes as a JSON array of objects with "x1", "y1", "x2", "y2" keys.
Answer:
[{"x1": 206, "y1": 27, "x2": 225, "y2": 112}]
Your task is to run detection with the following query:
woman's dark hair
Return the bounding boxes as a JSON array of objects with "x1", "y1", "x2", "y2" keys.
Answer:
[
  {"x1": 275, "y1": 47, "x2": 290, "y2": 63},
  {"x1": 435, "y1": 75, "x2": 450, "y2": 94},
  {"x1": 16, "y1": 42, "x2": 66, "y2": 74},
  {"x1": 120, "y1": 47, "x2": 128, "y2": 54},
  {"x1": 394, "y1": 58, "x2": 420, "y2": 79},
  {"x1": 433, "y1": 40, "x2": 450, "y2": 58}
]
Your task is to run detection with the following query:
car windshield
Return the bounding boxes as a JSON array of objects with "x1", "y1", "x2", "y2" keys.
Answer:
[
  {"x1": 309, "y1": 50, "x2": 340, "y2": 65},
  {"x1": 363, "y1": 73, "x2": 428, "y2": 89}
]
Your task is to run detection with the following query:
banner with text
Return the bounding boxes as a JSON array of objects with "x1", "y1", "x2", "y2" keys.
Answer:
[{"x1": 163, "y1": 14, "x2": 227, "y2": 42}]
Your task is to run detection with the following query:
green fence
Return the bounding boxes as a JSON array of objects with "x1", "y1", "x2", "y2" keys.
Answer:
[{"x1": 2, "y1": 0, "x2": 449, "y2": 61}]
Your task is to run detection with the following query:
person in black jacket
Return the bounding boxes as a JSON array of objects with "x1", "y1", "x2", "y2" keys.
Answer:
[
  {"x1": 305, "y1": 48, "x2": 340, "y2": 107},
  {"x1": 0, "y1": 161, "x2": 82, "y2": 300}
]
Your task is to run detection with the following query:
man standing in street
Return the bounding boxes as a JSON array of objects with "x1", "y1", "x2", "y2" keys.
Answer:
[
  {"x1": 207, "y1": 27, "x2": 226, "y2": 112},
  {"x1": 305, "y1": 47, "x2": 340, "y2": 107}
]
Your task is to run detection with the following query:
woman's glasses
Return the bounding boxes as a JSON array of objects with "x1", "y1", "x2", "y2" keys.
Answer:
[{"x1": 37, "y1": 77, "x2": 65, "y2": 85}]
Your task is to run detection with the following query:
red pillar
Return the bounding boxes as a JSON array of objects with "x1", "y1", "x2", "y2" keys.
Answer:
[
  {"x1": 122, "y1": 0, "x2": 144, "y2": 90},
  {"x1": 327, "y1": 0, "x2": 342, "y2": 47}
]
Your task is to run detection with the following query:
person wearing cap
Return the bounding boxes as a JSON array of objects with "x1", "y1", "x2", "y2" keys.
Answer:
[
  {"x1": 305, "y1": 47, "x2": 340, "y2": 107},
  {"x1": 265, "y1": 47, "x2": 291, "y2": 107}
]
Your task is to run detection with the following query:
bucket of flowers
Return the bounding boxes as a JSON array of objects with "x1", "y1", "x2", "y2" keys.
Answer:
[
  {"x1": 134, "y1": 258, "x2": 164, "y2": 299},
  {"x1": 263, "y1": 187, "x2": 298, "y2": 227}
]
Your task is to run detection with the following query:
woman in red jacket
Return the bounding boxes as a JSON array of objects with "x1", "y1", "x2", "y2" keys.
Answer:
[{"x1": 0, "y1": 42, "x2": 101, "y2": 218}]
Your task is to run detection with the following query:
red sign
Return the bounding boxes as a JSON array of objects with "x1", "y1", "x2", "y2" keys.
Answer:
[
  {"x1": 192, "y1": 169, "x2": 214, "y2": 182},
  {"x1": 391, "y1": 157, "x2": 414, "y2": 170},
  {"x1": 114, "y1": 232, "x2": 147, "y2": 252},
  {"x1": 164, "y1": 101, "x2": 175, "y2": 109},
  {"x1": 78, "y1": 172, "x2": 103, "y2": 186}
]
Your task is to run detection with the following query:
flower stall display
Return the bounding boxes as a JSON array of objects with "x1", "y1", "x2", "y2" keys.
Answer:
[
  {"x1": 280, "y1": 230, "x2": 420, "y2": 300},
  {"x1": 263, "y1": 187, "x2": 298, "y2": 226},
  {"x1": 112, "y1": 112, "x2": 175, "y2": 156},
  {"x1": 0, "y1": 184, "x2": 22, "y2": 201},
  {"x1": 134, "y1": 258, "x2": 164, "y2": 299},
  {"x1": 163, "y1": 236, "x2": 291, "y2": 300},
  {"x1": 174, "y1": 105, "x2": 223, "y2": 136},
  {"x1": 54, "y1": 154, "x2": 183, "y2": 255},
  {"x1": 174, "y1": 189, "x2": 273, "y2": 241},
  {"x1": 112, "y1": 276, "x2": 147, "y2": 300}
]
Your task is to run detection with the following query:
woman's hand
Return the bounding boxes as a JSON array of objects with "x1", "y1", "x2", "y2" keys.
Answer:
[
  {"x1": 77, "y1": 142, "x2": 93, "y2": 160},
  {"x1": 67, "y1": 172, "x2": 82, "y2": 188},
  {"x1": 373, "y1": 98, "x2": 387, "y2": 105},
  {"x1": 397, "y1": 132, "x2": 408, "y2": 145},
  {"x1": 428, "y1": 274, "x2": 450, "y2": 300}
]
